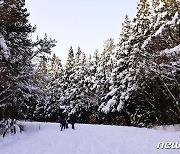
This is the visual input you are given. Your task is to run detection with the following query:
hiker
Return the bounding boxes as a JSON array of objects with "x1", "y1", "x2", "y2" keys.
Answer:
[
  {"x1": 69, "y1": 114, "x2": 76, "y2": 129},
  {"x1": 65, "y1": 117, "x2": 69, "y2": 129},
  {"x1": 60, "y1": 115, "x2": 66, "y2": 131}
]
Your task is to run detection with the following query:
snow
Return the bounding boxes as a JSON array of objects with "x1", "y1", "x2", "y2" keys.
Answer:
[
  {"x1": 160, "y1": 45, "x2": 180, "y2": 57},
  {"x1": 117, "y1": 58, "x2": 124, "y2": 65},
  {"x1": 0, "y1": 34, "x2": 10, "y2": 60},
  {"x1": 0, "y1": 122, "x2": 179, "y2": 154},
  {"x1": 156, "y1": 2, "x2": 165, "y2": 11},
  {"x1": 154, "y1": 24, "x2": 165, "y2": 36},
  {"x1": 105, "y1": 88, "x2": 117, "y2": 98},
  {"x1": 171, "y1": 12, "x2": 180, "y2": 25},
  {"x1": 9, "y1": 4, "x2": 16, "y2": 8},
  {"x1": 141, "y1": 36, "x2": 151, "y2": 49},
  {"x1": 153, "y1": 125, "x2": 180, "y2": 132},
  {"x1": 101, "y1": 99, "x2": 116, "y2": 113},
  {"x1": 117, "y1": 99, "x2": 123, "y2": 111}
]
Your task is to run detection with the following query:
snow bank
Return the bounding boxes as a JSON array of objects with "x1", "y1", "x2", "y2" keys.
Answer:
[{"x1": 153, "y1": 124, "x2": 180, "y2": 132}]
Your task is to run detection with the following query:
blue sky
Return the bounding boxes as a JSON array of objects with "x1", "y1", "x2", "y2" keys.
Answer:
[{"x1": 26, "y1": 0, "x2": 139, "y2": 64}]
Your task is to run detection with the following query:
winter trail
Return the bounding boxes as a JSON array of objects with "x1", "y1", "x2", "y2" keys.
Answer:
[{"x1": 0, "y1": 122, "x2": 180, "y2": 154}]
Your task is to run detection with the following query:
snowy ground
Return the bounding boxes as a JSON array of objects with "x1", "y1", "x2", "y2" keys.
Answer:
[{"x1": 0, "y1": 122, "x2": 179, "y2": 154}]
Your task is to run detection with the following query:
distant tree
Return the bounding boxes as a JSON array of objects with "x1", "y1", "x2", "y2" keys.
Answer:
[
  {"x1": 75, "y1": 46, "x2": 82, "y2": 65},
  {"x1": 49, "y1": 53, "x2": 63, "y2": 75},
  {"x1": 66, "y1": 46, "x2": 75, "y2": 69}
]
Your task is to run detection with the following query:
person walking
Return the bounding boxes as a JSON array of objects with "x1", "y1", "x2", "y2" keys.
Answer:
[
  {"x1": 69, "y1": 114, "x2": 76, "y2": 129},
  {"x1": 60, "y1": 115, "x2": 66, "y2": 131},
  {"x1": 65, "y1": 117, "x2": 69, "y2": 129}
]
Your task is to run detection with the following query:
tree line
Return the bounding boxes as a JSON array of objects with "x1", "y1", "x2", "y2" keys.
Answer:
[{"x1": 0, "y1": 0, "x2": 180, "y2": 135}]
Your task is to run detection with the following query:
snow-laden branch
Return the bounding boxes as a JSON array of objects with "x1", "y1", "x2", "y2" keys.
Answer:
[
  {"x1": 0, "y1": 83, "x2": 13, "y2": 97},
  {"x1": 0, "y1": 34, "x2": 10, "y2": 60}
]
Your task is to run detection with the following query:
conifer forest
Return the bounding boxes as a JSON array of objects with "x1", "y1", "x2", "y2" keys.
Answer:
[{"x1": 0, "y1": 0, "x2": 180, "y2": 134}]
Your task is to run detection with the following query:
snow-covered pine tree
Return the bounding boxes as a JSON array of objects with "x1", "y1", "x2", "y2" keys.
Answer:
[
  {"x1": 44, "y1": 54, "x2": 65, "y2": 122},
  {"x1": 0, "y1": 0, "x2": 36, "y2": 124},
  {"x1": 136, "y1": 0, "x2": 180, "y2": 125},
  {"x1": 0, "y1": 0, "x2": 56, "y2": 134},
  {"x1": 27, "y1": 34, "x2": 56, "y2": 121},
  {"x1": 33, "y1": 55, "x2": 49, "y2": 121},
  {"x1": 96, "y1": 38, "x2": 119, "y2": 124},
  {"x1": 97, "y1": 15, "x2": 133, "y2": 125},
  {"x1": 112, "y1": 0, "x2": 180, "y2": 127},
  {"x1": 60, "y1": 46, "x2": 77, "y2": 116},
  {"x1": 62, "y1": 47, "x2": 96, "y2": 123},
  {"x1": 49, "y1": 53, "x2": 63, "y2": 75},
  {"x1": 75, "y1": 46, "x2": 82, "y2": 65},
  {"x1": 117, "y1": 15, "x2": 132, "y2": 49},
  {"x1": 49, "y1": 53, "x2": 57, "y2": 74},
  {"x1": 0, "y1": 34, "x2": 10, "y2": 119},
  {"x1": 132, "y1": 0, "x2": 152, "y2": 45},
  {"x1": 115, "y1": 0, "x2": 156, "y2": 127},
  {"x1": 98, "y1": 0, "x2": 153, "y2": 126},
  {"x1": 38, "y1": 55, "x2": 48, "y2": 74}
]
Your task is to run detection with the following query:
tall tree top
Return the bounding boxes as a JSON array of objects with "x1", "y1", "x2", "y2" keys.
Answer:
[
  {"x1": 75, "y1": 46, "x2": 82, "y2": 64},
  {"x1": 0, "y1": 0, "x2": 35, "y2": 56},
  {"x1": 103, "y1": 38, "x2": 115, "y2": 55},
  {"x1": 118, "y1": 15, "x2": 132, "y2": 47},
  {"x1": 66, "y1": 46, "x2": 75, "y2": 69}
]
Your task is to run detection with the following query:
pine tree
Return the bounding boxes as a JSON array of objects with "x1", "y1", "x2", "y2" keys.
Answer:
[
  {"x1": 117, "y1": 15, "x2": 132, "y2": 48},
  {"x1": 38, "y1": 55, "x2": 48, "y2": 74},
  {"x1": 44, "y1": 54, "x2": 64, "y2": 122},
  {"x1": 49, "y1": 53, "x2": 56, "y2": 74},
  {"x1": 66, "y1": 46, "x2": 75, "y2": 69},
  {"x1": 0, "y1": 0, "x2": 56, "y2": 133},
  {"x1": 97, "y1": 39, "x2": 116, "y2": 118},
  {"x1": 136, "y1": 0, "x2": 180, "y2": 125},
  {"x1": 75, "y1": 46, "x2": 82, "y2": 65},
  {"x1": 132, "y1": 0, "x2": 152, "y2": 45},
  {"x1": 0, "y1": 0, "x2": 36, "y2": 123},
  {"x1": 120, "y1": 0, "x2": 180, "y2": 126},
  {"x1": 63, "y1": 46, "x2": 75, "y2": 99},
  {"x1": 49, "y1": 53, "x2": 63, "y2": 76}
]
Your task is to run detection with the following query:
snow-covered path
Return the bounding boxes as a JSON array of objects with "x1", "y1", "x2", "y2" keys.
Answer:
[{"x1": 0, "y1": 122, "x2": 179, "y2": 154}]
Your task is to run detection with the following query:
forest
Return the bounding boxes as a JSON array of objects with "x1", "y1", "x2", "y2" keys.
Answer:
[{"x1": 0, "y1": 0, "x2": 180, "y2": 135}]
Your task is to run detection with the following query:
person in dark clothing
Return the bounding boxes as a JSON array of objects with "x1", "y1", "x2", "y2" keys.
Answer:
[
  {"x1": 60, "y1": 116, "x2": 66, "y2": 131},
  {"x1": 69, "y1": 115, "x2": 76, "y2": 129},
  {"x1": 65, "y1": 118, "x2": 68, "y2": 129}
]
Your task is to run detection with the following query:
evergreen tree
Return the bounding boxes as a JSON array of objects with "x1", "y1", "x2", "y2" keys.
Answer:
[
  {"x1": 132, "y1": 0, "x2": 152, "y2": 45},
  {"x1": 119, "y1": 0, "x2": 180, "y2": 126},
  {"x1": 0, "y1": 0, "x2": 56, "y2": 133},
  {"x1": 75, "y1": 46, "x2": 82, "y2": 65},
  {"x1": 117, "y1": 15, "x2": 132, "y2": 48},
  {"x1": 49, "y1": 53, "x2": 63, "y2": 75},
  {"x1": 45, "y1": 54, "x2": 64, "y2": 122},
  {"x1": 0, "y1": 0, "x2": 36, "y2": 123},
  {"x1": 66, "y1": 46, "x2": 75, "y2": 69},
  {"x1": 97, "y1": 39, "x2": 116, "y2": 119},
  {"x1": 38, "y1": 55, "x2": 48, "y2": 74},
  {"x1": 135, "y1": 0, "x2": 180, "y2": 125}
]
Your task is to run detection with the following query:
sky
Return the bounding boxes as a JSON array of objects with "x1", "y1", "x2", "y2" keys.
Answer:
[{"x1": 26, "y1": 0, "x2": 139, "y2": 64}]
